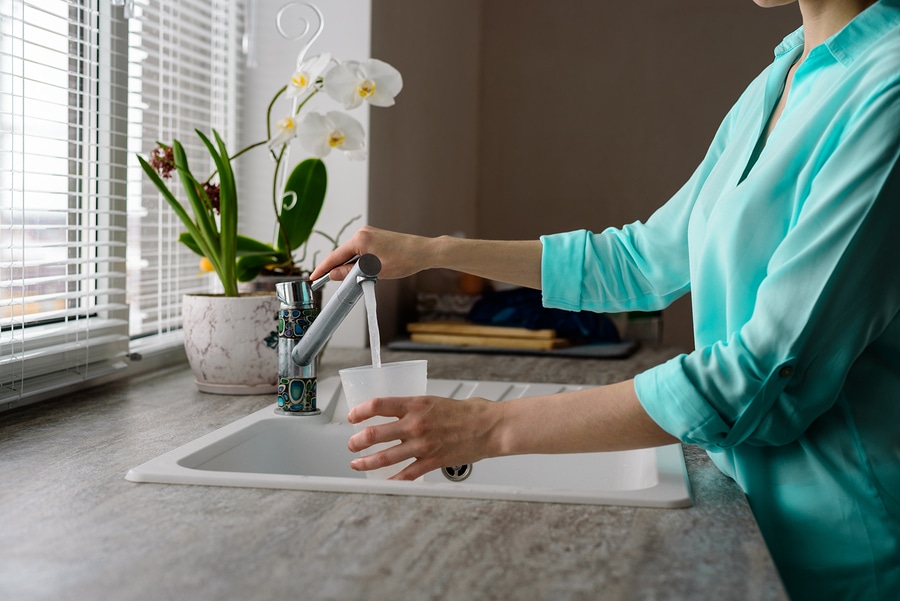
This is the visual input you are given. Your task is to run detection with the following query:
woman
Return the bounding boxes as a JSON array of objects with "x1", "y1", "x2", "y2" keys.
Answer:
[{"x1": 311, "y1": 1, "x2": 899, "y2": 598}]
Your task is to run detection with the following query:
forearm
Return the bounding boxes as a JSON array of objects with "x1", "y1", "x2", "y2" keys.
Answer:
[
  {"x1": 492, "y1": 380, "x2": 678, "y2": 456},
  {"x1": 432, "y1": 235, "x2": 543, "y2": 289},
  {"x1": 310, "y1": 225, "x2": 543, "y2": 288}
]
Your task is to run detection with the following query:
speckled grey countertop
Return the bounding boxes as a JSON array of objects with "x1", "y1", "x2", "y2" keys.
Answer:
[{"x1": 0, "y1": 346, "x2": 787, "y2": 601}]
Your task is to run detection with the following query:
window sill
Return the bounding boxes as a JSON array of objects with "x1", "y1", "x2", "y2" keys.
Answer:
[{"x1": 1, "y1": 334, "x2": 187, "y2": 414}]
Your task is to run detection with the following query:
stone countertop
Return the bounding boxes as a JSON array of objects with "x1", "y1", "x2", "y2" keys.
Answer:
[{"x1": 0, "y1": 347, "x2": 787, "y2": 601}]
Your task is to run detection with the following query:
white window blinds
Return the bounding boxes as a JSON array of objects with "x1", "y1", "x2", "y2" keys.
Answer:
[
  {"x1": 0, "y1": 0, "x2": 130, "y2": 404},
  {"x1": 126, "y1": 0, "x2": 244, "y2": 339},
  {"x1": 1, "y1": 0, "x2": 245, "y2": 407}
]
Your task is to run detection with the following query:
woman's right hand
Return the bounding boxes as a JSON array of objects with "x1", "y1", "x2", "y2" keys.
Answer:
[
  {"x1": 310, "y1": 225, "x2": 438, "y2": 282},
  {"x1": 313, "y1": 225, "x2": 543, "y2": 289}
]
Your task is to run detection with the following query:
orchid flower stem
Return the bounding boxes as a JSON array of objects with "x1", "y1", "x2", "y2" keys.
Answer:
[
  {"x1": 313, "y1": 215, "x2": 361, "y2": 250},
  {"x1": 271, "y1": 145, "x2": 293, "y2": 265},
  {"x1": 266, "y1": 85, "x2": 287, "y2": 141},
  {"x1": 228, "y1": 139, "x2": 268, "y2": 162},
  {"x1": 202, "y1": 139, "x2": 270, "y2": 185},
  {"x1": 293, "y1": 89, "x2": 318, "y2": 115},
  {"x1": 202, "y1": 85, "x2": 291, "y2": 185}
]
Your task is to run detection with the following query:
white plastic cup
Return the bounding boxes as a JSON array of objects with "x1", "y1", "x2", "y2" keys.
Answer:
[{"x1": 339, "y1": 360, "x2": 428, "y2": 480}]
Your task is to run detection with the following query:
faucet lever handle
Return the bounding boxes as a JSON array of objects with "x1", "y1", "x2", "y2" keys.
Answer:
[
  {"x1": 310, "y1": 254, "x2": 363, "y2": 292},
  {"x1": 310, "y1": 273, "x2": 331, "y2": 292}
]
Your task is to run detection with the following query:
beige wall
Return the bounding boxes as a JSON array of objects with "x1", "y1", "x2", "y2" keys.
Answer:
[
  {"x1": 371, "y1": 1, "x2": 800, "y2": 350},
  {"x1": 369, "y1": 1, "x2": 483, "y2": 340}
]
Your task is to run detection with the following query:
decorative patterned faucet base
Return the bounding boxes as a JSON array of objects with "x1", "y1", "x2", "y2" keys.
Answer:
[
  {"x1": 275, "y1": 285, "x2": 321, "y2": 416},
  {"x1": 277, "y1": 375, "x2": 318, "y2": 413}
]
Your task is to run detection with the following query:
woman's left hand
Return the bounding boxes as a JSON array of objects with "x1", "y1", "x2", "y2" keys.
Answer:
[
  {"x1": 347, "y1": 380, "x2": 678, "y2": 480},
  {"x1": 347, "y1": 394, "x2": 505, "y2": 481}
]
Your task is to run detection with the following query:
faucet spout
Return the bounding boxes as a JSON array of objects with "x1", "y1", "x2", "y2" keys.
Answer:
[{"x1": 291, "y1": 254, "x2": 382, "y2": 366}]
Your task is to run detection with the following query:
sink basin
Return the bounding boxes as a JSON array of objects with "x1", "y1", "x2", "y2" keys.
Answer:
[{"x1": 126, "y1": 377, "x2": 692, "y2": 508}]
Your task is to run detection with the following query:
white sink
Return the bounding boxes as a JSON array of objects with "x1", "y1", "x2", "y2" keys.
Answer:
[{"x1": 126, "y1": 377, "x2": 692, "y2": 508}]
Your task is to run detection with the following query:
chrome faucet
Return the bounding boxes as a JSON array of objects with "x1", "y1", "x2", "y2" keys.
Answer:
[
  {"x1": 293, "y1": 253, "x2": 381, "y2": 365},
  {"x1": 274, "y1": 254, "x2": 381, "y2": 415}
]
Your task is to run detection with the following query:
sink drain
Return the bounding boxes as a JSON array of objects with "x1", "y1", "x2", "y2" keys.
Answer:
[{"x1": 441, "y1": 464, "x2": 472, "y2": 482}]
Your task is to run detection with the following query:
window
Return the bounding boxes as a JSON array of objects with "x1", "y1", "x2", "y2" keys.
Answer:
[
  {"x1": 0, "y1": 0, "x2": 245, "y2": 409},
  {"x1": 126, "y1": 0, "x2": 244, "y2": 340}
]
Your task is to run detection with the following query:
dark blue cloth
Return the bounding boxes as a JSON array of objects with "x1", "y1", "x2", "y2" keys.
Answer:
[{"x1": 468, "y1": 288, "x2": 620, "y2": 343}]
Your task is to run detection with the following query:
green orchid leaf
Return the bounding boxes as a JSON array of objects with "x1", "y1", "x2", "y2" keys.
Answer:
[
  {"x1": 140, "y1": 150, "x2": 222, "y2": 283},
  {"x1": 278, "y1": 158, "x2": 327, "y2": 253},
  {"x1": 195, "y1": 129, "x2": 238, "y2": 294},
  {"x1": 171, "y1": 141, "x2": 222, "y2": 263},
  {"x1": 178, "y1": 232, "x2": 204, "y2": 256},
  {"x1": 211, "y1": 130, "x2": 238, "y2": 252},
  {"x1": 180, "y1": 233, "x2": 279, "y2": 258},
  {"x1": 236, "y1": 253, "x2": 284, "y2": 282},
  {"x1": 236, "y1": 235, "x2": 279, "y2": 256}
]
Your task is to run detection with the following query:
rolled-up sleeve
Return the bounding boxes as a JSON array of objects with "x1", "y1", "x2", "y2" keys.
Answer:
[{"x1": 540, "y1": 91, "x2": 747, "y2": 316}]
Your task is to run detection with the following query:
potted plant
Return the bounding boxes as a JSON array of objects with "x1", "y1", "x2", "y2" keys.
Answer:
[{"x1": 138, "y1": 42, "x2": 402, "y2": 394}]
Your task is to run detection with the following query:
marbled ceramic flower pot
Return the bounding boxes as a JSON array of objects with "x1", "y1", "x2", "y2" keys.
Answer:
[{"x1": 182, "y1": 292, "x2": 280, "y2": 395}]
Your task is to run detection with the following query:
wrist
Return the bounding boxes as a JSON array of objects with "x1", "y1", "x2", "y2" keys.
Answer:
[
  {"x1": 485, "y1": 398, "x2": 517, "y2": 458},
  {"x1": 430, "y1": 234, "x2": 455, "y2": 270}
]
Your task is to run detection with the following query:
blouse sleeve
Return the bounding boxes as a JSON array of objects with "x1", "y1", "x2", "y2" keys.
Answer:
[{"x1": 540, "y1": 97, "x2": 743, "y2": 314}]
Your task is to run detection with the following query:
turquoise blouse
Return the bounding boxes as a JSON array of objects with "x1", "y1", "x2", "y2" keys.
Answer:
[{"x1": 540, "y1": 2, "x2": 900, "y2": 599}]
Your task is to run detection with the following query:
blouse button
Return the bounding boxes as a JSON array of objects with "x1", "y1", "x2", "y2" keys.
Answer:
[{"x1": 779, "y1": 366, "x2": 794, "y2": 378}]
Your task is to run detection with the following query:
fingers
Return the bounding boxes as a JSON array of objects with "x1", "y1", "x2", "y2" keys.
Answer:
[
  {"x1": 347, "y1": 395, "x2": 409, "y2": 425},
  {"x1": 348, "y1": 443, "x2": 436, "y2": 482},
  {"x1": 346, "y1": 397, "x2": 434, "y2": 480},
  {"x1": 347, "y1": 425, "x2": 427, "y2": 479},
  {"x1": 309, "y1": 248, "x2": 359, "y2": 281},
  {"x1": 348, "y1": 445, "x2": 411, "y2": 473},
  {"x1": 347, "y1": 414, "x2": 405, "y2": 453},
  {"x1": 326, "y1": 262, "x2": 357, "y2": 283},
  {"x1": 309, "y1": 225, "x2": 385, "y2": 280},
  {"x1": 346, "y1": 395, "x2": 428, "y2": 454}
]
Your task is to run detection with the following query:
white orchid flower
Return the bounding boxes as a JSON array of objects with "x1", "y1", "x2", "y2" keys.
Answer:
[
  {"x1": 296, "y1": 111, "x2": 367, "y2": 160},
  {"x1": 324, "y1": 58, "x2": 403, "y2": 110},
  {"x1": 286, "y1": 53, "x2": 331, "y2": 98},
  {"x1": 268, "y1": 116, "x2": 297, "y2": 150}
]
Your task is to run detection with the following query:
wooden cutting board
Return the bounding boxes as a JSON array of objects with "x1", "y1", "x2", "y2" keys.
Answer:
[{"x1": 406, "y1": 322, "x2": 569, "y2": 350}]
